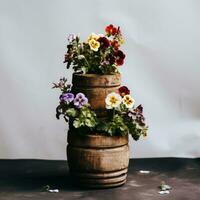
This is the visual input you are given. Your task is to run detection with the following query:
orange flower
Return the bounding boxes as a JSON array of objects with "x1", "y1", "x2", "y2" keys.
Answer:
[{"x1": 111, "y1": 40, "x2": 120, "y2": 50}]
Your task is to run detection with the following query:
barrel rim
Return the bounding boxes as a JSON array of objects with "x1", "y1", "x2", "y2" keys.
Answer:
[
  {"x1": 72, "y1": 72, "x2": 121, "y2": 87},
  {"x1": 68, "y1": 132, "x2": 129, "y2": 139},
  {"x1": 72, "y1": 72, "x2": 121, "y2": 78},
  {"x1": 67, "y1": 132, "x2": 129, "y2": 148}
]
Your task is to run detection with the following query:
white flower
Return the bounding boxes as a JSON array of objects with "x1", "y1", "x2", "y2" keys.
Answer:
[
  {"x1": 105, "y1": 92, "x2": 122, "y2": 109},
  {"x1": 122, "y1": 95, "x2": 135, "y2": 109}
]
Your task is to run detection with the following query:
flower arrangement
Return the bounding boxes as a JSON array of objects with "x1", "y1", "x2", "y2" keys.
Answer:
[
  {"x1": 53, "y1": 24, "x2": 148, "y2": 140},
  {"x1": 63, "y1": 24, "x2": 125, "y2": 74},
  {"x1": 97, "y1": 85, "x2": 148, "y2": 140},
  {"x1": 53, "y1": 78, "x2": 97, "y2": 135},
  {"x1": 53, "y1": 79, "x2": 148, "y2": 140}
]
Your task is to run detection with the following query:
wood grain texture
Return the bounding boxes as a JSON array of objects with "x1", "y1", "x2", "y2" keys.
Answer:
[
  {"x1": 67, "y1": 133, "x2": 129, "y2": 188},
  {"x1": 72, "y1": 73, "x2": 121, "y2": 117},
  {"x1": 68, "y1": 73, "x2": 129, "y2": 188},
  {"x1": 67, "y1": 132, "x2": 128, "y2": 148},
  {"x1": 72, "y1": 73, "x2": 121, "y2": 87}
]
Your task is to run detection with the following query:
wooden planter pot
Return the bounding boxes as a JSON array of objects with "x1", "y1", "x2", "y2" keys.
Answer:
[
  {"x1": 67, "y1": 73, "x2": 130, "y2": 188},
  {"x1": 67, "y1": 133, "x2": 129, "y2": 188},
  {"x1": 72, "y1": 73, "x2": 121, "y2": 117}
]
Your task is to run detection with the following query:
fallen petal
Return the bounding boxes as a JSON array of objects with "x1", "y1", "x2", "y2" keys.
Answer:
[
  {"x1": 49, "y1": 189, "x2": 59, "y2": 193},
  {"x1": 139, "y1": 170, "x2": 150, "y2": 174},
  {"x1": 158, "y1": 190, "x2": 170, "y2": 195}
]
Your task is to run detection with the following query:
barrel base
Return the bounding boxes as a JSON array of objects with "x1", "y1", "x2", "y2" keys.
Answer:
[
  {"x1": 77, "y1": 179, "x2": 127, "y2": 189},
  {"x1": 67, "y1": 133, "x2": 129, "y2": 189},
  {"x1": 69, "y1": 168, "x2": 128, "y2": 188}
]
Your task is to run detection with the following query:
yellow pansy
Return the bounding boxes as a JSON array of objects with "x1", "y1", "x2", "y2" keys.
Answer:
[
  {"x1": 87, "y1": 33, "x2": 100, "y2": 43},
  {"x1": 105, "y1": 92, "x2": 122, "y2": 109},
  {"x1": 89, "y1": 39, "x2": 100, "y2": 51},
  {"x1": 122, "y1": 95, "x2": 135, "y2": 109}
]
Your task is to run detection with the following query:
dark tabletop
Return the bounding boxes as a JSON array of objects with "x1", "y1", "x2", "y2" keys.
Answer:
[{"x1": 0, "y1": 158, "x2": 200, "y2": 200}]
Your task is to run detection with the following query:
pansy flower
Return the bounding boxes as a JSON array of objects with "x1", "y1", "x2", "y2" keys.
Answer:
[
  {"x1": 67, "y1": 34, "x2": 76, "y2": 43},
  {"x1": 60, "y1": 93, "x2": 74, "y2": 103},
  {"x1": 73, "y1": 93, "x2": 88, "y2": 108},
  {"x1": 118, "y1": 86, "x2": 130, "y2": 97},
  {"x1": 111, "y1": 40, "x2": 120, "y2": 50},
  {"x1": 114, "y1": 50, "x2": 126, "y2": 66},
  {"x1": 128, "y1": 105, "x2": 145, "y2": 126},
  {"x1": 88, "y1": 39, "x2": 100, "y2": 51},
  {"x1": 87, "y1": 33, "x2": 100, "y2": 43},
  {"x1": 122, "y1": 95, "x2": 135, "y2": 109},
  {"x1": 105, "y1": 24, "x2": 117, "y2": 36},
  {"x1": 105, "y1": 92, "x2": 122, "y2": 109},
  {"x1": 98, "y1": 37, "x2": 110, "y2": 48}
]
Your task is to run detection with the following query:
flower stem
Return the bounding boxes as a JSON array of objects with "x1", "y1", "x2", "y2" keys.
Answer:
[
  {"x1": 84, "y1": 57, "x2": 91, "y2": 69},
  {"x1": 112, "y1": 108, "x2": 115, "y2": 120}
]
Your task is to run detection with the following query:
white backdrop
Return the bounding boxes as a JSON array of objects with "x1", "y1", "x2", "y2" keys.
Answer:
[{"x1": 0, "y1": 0, "x2": 200, "y2": 159}]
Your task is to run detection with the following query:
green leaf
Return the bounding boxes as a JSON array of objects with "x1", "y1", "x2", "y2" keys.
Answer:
[
  {"x1": 66, "y1": 108, "x2": 77, "y2": 117},
  {"x1": 73, "y1": 119, "x2": 81, "y2": 128},
  {"x1": 85, "y1": 119, "x2": 94, "y2": 127}
]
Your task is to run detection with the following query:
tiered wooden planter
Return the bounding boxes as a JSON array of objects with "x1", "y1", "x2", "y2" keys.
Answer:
[
  {"x1": 67, "y1": 73, "x2": 130, "y2": 188},
  {"x1": 71, "y1": 73, "x2": 121, "y2": 117}
]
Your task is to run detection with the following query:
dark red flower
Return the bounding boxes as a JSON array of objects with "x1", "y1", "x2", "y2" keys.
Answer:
[
  {"x1": 105, "y1": 24, "x2": 117, "y2": 36},
  {"x1": 118, "y1": 86, "x2": 130, "y2": 97},
  {"x1": 116, "y1": 58, "x2": 124, "y2": 66},
  {"x1": 98, "y1": 37, "x2": 110, "y2": 48},
  {"x1": 114, "y1": 50, "x2": 126, "y2": 66},
  {"x1": 105, "y1": 53, "x2": 115, "y2": 65}
]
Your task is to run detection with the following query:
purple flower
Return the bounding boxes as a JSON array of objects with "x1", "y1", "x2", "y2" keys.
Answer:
[
  {"x1": 127, "y1": 110, "x2": 136, "y2": 120},
  {"x1": 60, "y1": 93, "x2": 74, "y2": 103},
  {"x1": 127, "y1": 105, "x2": 146, "y2": 126},
  {"x1": 52, "y1": 77, "x2": 68, "y2": 89},
  {"x1": 67, "y1": 34, "x2": 76, "y2": 42},
  {"x1": 73, "y1": 93, "x2": 88, "y2": 108}
]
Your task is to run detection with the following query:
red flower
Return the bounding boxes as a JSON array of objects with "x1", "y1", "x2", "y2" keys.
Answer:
[
  {"x1": 105, "y1": 24, "x2": 117, "y2": 36},
  {"x1": 118, "y1": 86, "x2": 130, "y2": 97},
  {"x1": 114, "y1": 50, "x2": 125, "y2": 66},
  {"x1": 98, "y1": 37, "x2": 110, "y2": 48},
  {"x1": 111, "y1": 40, "x2": 120, "y2": 50}
]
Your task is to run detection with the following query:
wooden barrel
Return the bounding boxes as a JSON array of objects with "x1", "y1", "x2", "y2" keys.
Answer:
[
  {"x1": 67, "y1": 132, "x2": 129, "y2": 188},
  {"x1": 72, "y1": 73, "x2": 121, "y2": 117}
]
